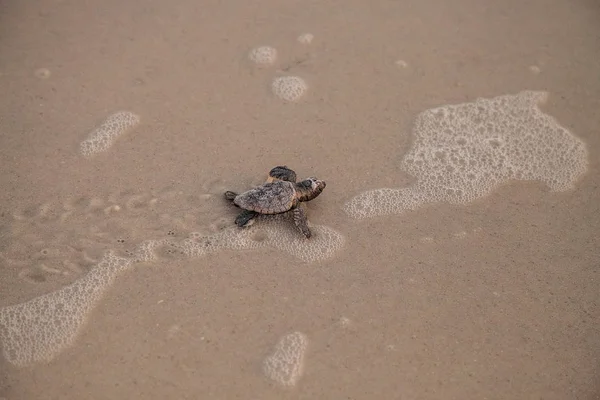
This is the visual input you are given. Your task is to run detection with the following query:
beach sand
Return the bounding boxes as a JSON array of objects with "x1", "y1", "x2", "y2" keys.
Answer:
[{"x1": 1, "y1": 0, "x2": 599, "y2": 398}]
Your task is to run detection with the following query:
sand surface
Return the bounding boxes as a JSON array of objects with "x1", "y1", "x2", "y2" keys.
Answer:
[{"x1": 1, "y1": 0, "x2": 599, "y2": 398}]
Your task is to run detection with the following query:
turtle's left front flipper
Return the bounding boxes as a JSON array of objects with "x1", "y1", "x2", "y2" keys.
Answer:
[{"x1": 235, "y1": 209, "x2": 259, "y2": 227}]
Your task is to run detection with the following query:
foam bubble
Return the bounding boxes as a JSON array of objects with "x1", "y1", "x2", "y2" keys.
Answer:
[
  {"x1": 271, "y1": 76, "x2": 307, "y2": 102},
  {"x1": 248, "y1": 46, "x2": 277, "y2": 66},
  {"x1": 0, "y1": 251, "x2": 132, "y2": 367},
  {"x1": 297, "y1": 33, "x2": 314, "y2": 44},
  {"x1": 263, "y1": 331, "x2": 308, "y2": 387},
  {"x1": 34, "y1": 68, "x2": 51, "y2": 79},
  {"x1": 80, "y1": 111, "x2": 140, "y2": 157},
  {"x1": 529, "y1": 65, "x2": 541, "y2": 74},
  {"x1": 344, "y1": 91, "x2": 588, "y2": 218}
]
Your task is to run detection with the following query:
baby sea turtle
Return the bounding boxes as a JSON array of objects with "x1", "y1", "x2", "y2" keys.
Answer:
[{"x1": 224, "y1": 166, "x2": 326, "y2": 238}]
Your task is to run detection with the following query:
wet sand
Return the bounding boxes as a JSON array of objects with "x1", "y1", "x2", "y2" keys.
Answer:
[{"x1": 1, "y1": 0, "x2": 599, "y2": 398}]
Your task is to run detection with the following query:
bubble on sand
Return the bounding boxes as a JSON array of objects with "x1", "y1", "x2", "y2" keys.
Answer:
[
  {"x1": 395, "y1": 60, "x2": 408, "y2": 68},
  {"x1": 0, "y1": 251, "x2": 132, "y2": 367},
  {"x1": 272, "y1": 76, "x2": 307, "y2": 102},
  {"x1": 263, "y1": 331, "x2": 308, "y2": 387},
  {"x1": 297, "y1": 33, "x2": 314, "y2": 44},
  {"x1": 80, "y1": 111, "x2": 140, "y2": 157},
  {"x1": 344, "y1": 91, "x2": 588, "y2": 219},
  {"x1": 248, "y1": 46, "x2": 278, "y2": 66},
  {"x1": 34, "y1": 68, "x2": 51, "y2": 79},
  {"x1": 529, "y1": 65, "x2": 541, "y2": 74}
]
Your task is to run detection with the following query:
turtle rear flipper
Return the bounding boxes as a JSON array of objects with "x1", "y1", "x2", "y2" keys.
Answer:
[
  {"x1": 292, "y1": 206, "x2": 311, "y2": 238},
  {"x1": 235, "y1": 209, "x2": 259, "y2": 227},
  {"x1": 224, "y1": 191, "x2": 238, "y2": 201}
]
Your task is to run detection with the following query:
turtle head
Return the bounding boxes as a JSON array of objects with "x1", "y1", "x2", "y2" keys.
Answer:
[{"x1": 296, "y1": 177, "x2": 326, "y2": 202}]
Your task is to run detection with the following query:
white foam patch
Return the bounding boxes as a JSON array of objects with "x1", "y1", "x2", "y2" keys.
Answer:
[
  {"x1": 297, "y1": 33, "x2": 314, "y2": 44},
  {"x1": 248, "y1": 46, "x2": 277, "y2": 66},
  {"x1": 344, "y1": 91, "x2": 589, "y2": 218},
  {"x1": 157, "y1": 212, "x2": 344, "y2": 264},
  {"x1": 130, "y1": 239, "x2": 167, "y2": 263},
  {"x1": 263, "y1": 331, "x2": 308, "y2": 387},
  {"x1": 0, "y1": 251, "x2": 132, "y2": 367},
  {"x1": 80, "y1": 111, "x2": 140, "y2": 157},
  {"x1": 272, "y1": 76, "x2": 307, "y2": 102},
  {"x1": 34, "y1": 68, "x2": 51, "y2": 79}
]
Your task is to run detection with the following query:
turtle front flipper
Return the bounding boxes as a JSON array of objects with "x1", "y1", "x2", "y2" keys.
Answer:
[
  {"x1": 292, "y1": 206, "x2": 311, "y2": 238},
  {"x1": 266, "y1": 166, "x2": 297, "y2": 183},
  {"x1": 224, "y1": 191, "x2": 238, "y2": 202},
  {"x1": 235, "y1": 209, "x2": 259, "y2": 227}
]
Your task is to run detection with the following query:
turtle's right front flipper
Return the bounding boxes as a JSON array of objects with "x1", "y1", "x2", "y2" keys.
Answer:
[
  {"x1": 292, "y1": 206, "x2": 311, "y2": 239},
  {"x1": 235, "y1": 210, "x2": 259, "y2": 227}
]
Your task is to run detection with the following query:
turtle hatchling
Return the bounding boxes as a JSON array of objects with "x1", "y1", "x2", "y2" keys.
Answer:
[{"x1": 224, "y1": 166, "x2": 326, "y2": 238}]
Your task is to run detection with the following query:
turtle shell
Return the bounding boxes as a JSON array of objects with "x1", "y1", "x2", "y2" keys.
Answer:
[{"x1": 233, "y1": 181, "x2": 297, "y2": 214}]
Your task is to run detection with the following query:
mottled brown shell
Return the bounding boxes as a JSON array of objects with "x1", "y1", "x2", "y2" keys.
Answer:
[{"x1": 233, "y1": 181, "x2": 297, "y2": 214}]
